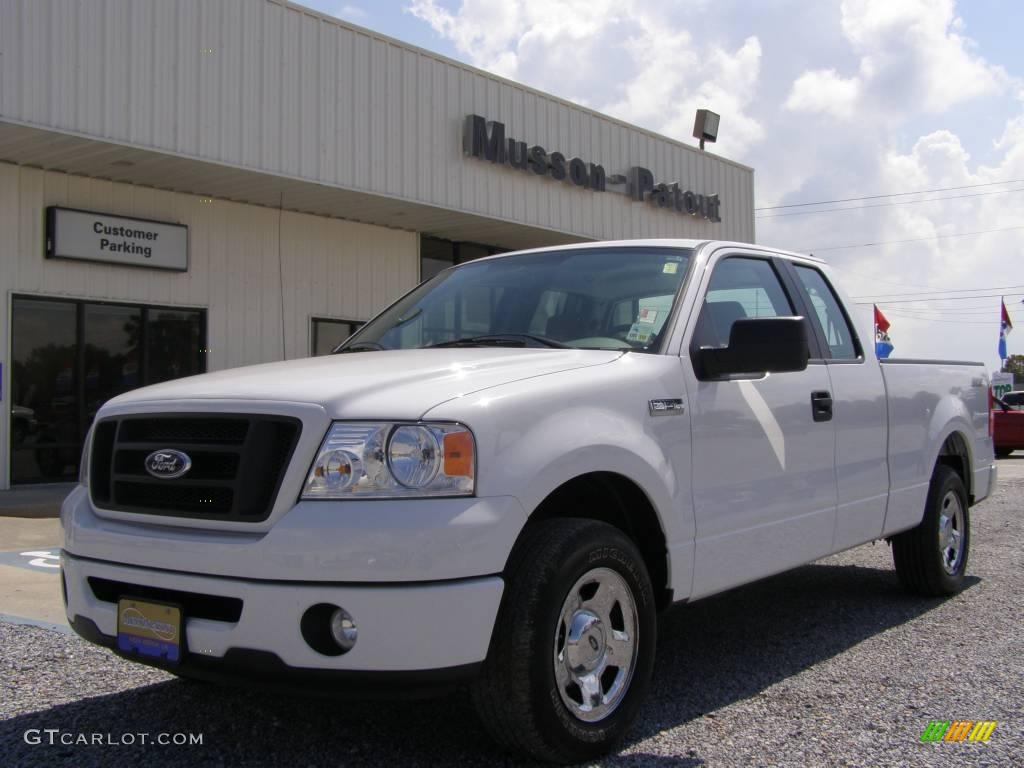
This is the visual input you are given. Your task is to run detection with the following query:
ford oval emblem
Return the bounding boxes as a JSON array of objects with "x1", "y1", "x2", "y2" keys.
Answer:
[{"x1": 144, "y1": 449, "x2": 192, "y2": 479}]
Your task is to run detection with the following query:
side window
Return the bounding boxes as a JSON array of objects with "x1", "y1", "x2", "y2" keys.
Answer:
[
  {"x1": 693, "y1": 257, "x2": 794, "y2": 348},
  {"x1": 794, "y1": 266, "x2": 859, "y2": 359}
]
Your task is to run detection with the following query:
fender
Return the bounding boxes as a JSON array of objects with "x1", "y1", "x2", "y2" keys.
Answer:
[
  {"x1": 424, "y1": 357, "x2": 696, "y2": 597},
  {"x1": 882, "y1": 392, "x2": 976, "y2": 537}
]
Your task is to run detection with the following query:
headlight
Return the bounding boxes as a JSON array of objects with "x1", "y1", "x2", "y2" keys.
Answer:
[
  {"x1": 78, "y1": 426, "x2": 94, "y2": 488},
  {"x1": 302, "y1": 422, "x2": 475, "y2": 499},
  {"x1": 388, "y1": 425, "x2": 441, "y2": 488}
]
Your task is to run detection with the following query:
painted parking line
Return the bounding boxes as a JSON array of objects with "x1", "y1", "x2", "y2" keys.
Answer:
[{"x1": 0, "y1": 548, "x2": 61, "y2": 574}]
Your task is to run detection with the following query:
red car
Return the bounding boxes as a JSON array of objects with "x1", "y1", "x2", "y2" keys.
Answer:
[{"x1": 993, "y1": 397, "x2": 1024, "y2": 458}]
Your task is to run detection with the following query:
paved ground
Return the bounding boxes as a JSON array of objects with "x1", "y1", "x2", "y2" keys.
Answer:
[
  {"x1": 0, "y1": 516, "x2": 64, "y2": 627},
  {"x1": 0, "y1": 483, "x2": 75, "y2": 518},
  {"x1": 1, "y1": 460, "x2": 1021, "y2": 767}
]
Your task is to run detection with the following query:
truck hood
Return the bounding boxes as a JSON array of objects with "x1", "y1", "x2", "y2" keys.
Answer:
[{"x1": 105, "y1": 348, "x2": 623, "y2": 419}]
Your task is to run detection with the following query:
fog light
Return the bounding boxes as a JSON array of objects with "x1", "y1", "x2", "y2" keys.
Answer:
[
  {"x1": 330, "y1": 607, "x2": 358, "y2": 651},
  {"x1": 300, "y1": 603, "x2": 357, "y2": 656}
]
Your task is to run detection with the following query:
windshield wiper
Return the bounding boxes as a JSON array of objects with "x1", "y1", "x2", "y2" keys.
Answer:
[
  {"x1": 336, "y1": 341, "x2": 387, "y2": 353},
  {"x1": 427, "y1": 334, "x2": 571, "y2": 349},
  {"x1": 335, "y1": 309, "x2": 423, "y2": 353}
]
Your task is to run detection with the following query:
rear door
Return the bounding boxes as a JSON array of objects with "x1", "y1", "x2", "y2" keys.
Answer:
[
  {"x1": 683, "y1": 250, "x2": 838, "y2": 598},
  {"x1": 786, "y1": 262, "x2": 889, "y2": 550}
]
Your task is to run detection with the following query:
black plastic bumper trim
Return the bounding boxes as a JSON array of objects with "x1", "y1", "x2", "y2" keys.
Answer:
[{"x1": 69, "y1": 615, "x2": 481, "y2": 699}]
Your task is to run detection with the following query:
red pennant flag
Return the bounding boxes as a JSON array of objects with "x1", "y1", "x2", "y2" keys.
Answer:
[{"x1": 874, "y1": 305, "x2": 890, "y2": 333}]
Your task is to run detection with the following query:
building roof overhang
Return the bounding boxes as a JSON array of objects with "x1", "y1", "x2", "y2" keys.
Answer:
[{"x1": 0, "y1": 119, "x2": 586, "y2": 251}]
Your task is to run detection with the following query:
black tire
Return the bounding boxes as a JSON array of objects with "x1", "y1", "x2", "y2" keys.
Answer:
[
  {"x1": 892, "y1": 465, "x2": 970, "y2": 596},
  {"x1": 472, "y1": 519, "x2": 656, "y2": 763},
  {"x1": 994, "y1": 448, "x2": 1011, "y2": 459}
]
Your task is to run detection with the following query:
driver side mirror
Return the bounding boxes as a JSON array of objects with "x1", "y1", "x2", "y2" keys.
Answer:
[{"x1": 696, "y1": 317, "x2": 809, "y2": 380}]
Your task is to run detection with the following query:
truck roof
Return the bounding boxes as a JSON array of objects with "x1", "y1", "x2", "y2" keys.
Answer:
[{"x1": 475, "y1": 239, "x2": 827, "y2": 265}]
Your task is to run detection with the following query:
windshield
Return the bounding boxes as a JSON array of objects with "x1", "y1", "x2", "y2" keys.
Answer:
[{"x1": 337, "y1": 247, "x2": 694, "y2": 353}]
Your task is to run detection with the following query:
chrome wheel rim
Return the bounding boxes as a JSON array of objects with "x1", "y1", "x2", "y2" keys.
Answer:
[
  {"x1": 552, "y1": 567, "x2": 638, "y2": 723},
  {"x1": 938, "y1": 490, "x2": 966, "y2": 575}
]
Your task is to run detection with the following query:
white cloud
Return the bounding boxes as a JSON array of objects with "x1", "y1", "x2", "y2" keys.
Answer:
[
  {"x1": 797, "y1": 116, "x2": 1024, "y2": 369},
  {"x1": 785, "y1": 68, "x2": 861, "y2": 119},
  {"x1": 402, "y1": 0, "x2": 1023, "y2": 366},
  {"x1": 406, "y1": 0, "x2": 765, "y2": 155},
  {"x1": 406, "y1": 0, "x2": 523, "y2": 77},
  {"x1": 786, "y1": 0, "x2": 1009, "y2": 120}
]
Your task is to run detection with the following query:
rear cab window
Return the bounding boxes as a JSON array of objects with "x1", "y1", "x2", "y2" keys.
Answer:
[{"x1": 793, "y1": 265, "x2": 861, "y2": 360}]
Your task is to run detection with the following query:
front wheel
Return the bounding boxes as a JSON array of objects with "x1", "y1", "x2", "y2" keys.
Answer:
[
  {"x1": 892, "y1": 465, "x2": 970, "y2": 596},
  {"x1": 472, "y1": 519, "x2": 656, "y2": 762}
]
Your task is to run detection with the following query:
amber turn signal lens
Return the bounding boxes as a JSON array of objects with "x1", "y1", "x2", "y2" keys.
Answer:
[{"x1": 443, "y1": 431, "x2": 474, "y2": 477}]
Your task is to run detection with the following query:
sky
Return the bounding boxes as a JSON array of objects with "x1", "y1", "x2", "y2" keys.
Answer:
[{"x1": 303, "y1": 0, "x2": 1023, "y2": 371}]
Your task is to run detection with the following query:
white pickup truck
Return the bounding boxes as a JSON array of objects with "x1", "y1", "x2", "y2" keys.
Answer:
[{"x1": 61, "y1": 239, "x2": 996, "y2": 761}]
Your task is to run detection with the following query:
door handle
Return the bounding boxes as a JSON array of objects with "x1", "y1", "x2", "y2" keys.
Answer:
[{"x1": 811, "y1": 391, "x2": 833, "y2": 422}]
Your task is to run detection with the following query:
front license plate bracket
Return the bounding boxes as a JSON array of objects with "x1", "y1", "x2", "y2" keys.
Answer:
[{"x1": 116, "y1": 597, "x2": 183, "y2": 664}]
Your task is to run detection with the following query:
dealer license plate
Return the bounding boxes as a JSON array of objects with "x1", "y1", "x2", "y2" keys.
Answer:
[{"x1": 116, "y1": 598, "x2": 182, "y2": 663}]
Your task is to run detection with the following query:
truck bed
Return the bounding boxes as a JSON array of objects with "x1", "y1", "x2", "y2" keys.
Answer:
[{"x1": 879, "y1": 358, "x2": 993, "y2": 536}]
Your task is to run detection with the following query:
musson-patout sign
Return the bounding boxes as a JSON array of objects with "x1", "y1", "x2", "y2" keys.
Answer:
[
  {"x1": 45, "y1": 207, "x2": 189, "y2": 271},
  {"x1": 463, "y1": 114, "x2": 722, "y2": 222}
]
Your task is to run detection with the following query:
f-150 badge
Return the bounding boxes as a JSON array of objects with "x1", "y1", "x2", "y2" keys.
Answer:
[{"x1": 648, "y1": 399, "x2": 685, "y2": 416}]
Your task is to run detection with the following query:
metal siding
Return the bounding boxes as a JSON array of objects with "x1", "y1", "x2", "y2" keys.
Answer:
[
  {"x1": 0, "y1": 162, "x2": 416, "y2": 370},
  {"x1": 0, "y1": 0, "x2": 754, "y2": 243}
]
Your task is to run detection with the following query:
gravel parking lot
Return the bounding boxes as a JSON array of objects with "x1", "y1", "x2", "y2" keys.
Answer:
[{"x1": 2, "y1": 460, "x2": 1021, "y2": 767}]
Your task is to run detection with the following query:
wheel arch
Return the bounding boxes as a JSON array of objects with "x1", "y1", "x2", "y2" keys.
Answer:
[
  {"x1": 935, "y1": 428, "x2": 973, "y2": 501},
  {"x1": 522, "y1": 471, "x2": 672, "y2": 610}
]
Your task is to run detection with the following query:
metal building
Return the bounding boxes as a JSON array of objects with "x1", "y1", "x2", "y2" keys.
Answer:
[{"x1": 0, "y1": 0, "x2": 755, "y2": 488}]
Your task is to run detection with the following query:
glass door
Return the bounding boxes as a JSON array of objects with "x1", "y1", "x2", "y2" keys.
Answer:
[
  {"x1": 10, "y1": 299, "x2": 80, "y2": 482},
  {"x1": 10, "y1": 297, "x2": 206, "y2": 484},
  {"x1": 83, "y1": 304, "x2": 142, "y2": 429}
]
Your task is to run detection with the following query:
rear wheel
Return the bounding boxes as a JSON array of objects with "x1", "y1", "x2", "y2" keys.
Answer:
[
  {"x1": 472, "y1": 519, "x2": 656, "y2": 762},
  {"x1": 892, "y1": 465, "x2": 970, "y2": 596}
]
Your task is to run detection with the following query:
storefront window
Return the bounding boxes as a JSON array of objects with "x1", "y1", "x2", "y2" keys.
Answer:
[
  {"x1": 421, "y1": 237, "x2": 456, "y2": 282},
  {"x1": 11, "y1": 299, "x2": 78, "y2": 483},
  {"x1": 147, "y1": 309, "x2": 205, "y2": 383},
  {"x1": 311, "y1": 318, "x2": 362, "y2": 356},
  {"x1": 9, "y1": 297, "x2": 205, "y2": 484},
  {"x1": 420, "y1": 236, "x2": 504, "y2": 282},
  {"x1": 84, "y1": 304, "x2": 142, "y2": 421}
]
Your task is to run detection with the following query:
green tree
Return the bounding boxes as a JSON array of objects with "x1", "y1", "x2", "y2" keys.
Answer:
[{"x1": 1006, "y1": 354, "x2": 1024, "y2": 386}]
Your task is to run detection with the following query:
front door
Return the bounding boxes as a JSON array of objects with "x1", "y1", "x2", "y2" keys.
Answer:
[{"x1": 683, "y1": 253, "x2": 838, "y2": 598}]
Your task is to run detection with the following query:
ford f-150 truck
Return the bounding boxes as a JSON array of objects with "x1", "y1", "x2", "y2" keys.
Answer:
[{"x1": 61, "y1": 239, "x2": 996, "y2": 762}]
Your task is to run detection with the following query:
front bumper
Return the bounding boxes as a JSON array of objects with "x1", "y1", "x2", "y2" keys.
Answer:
[
  {"x1": 62, "y1": 552, "x2": 503, "y2": 678},
  {"x1": 62, "y1": 485, "x2": 527, "y2": 582}
]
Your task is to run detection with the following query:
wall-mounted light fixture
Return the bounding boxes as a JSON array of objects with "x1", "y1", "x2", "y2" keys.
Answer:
[{"x1": 693, "y1": 109, "x2": 720, "y2": 151}]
